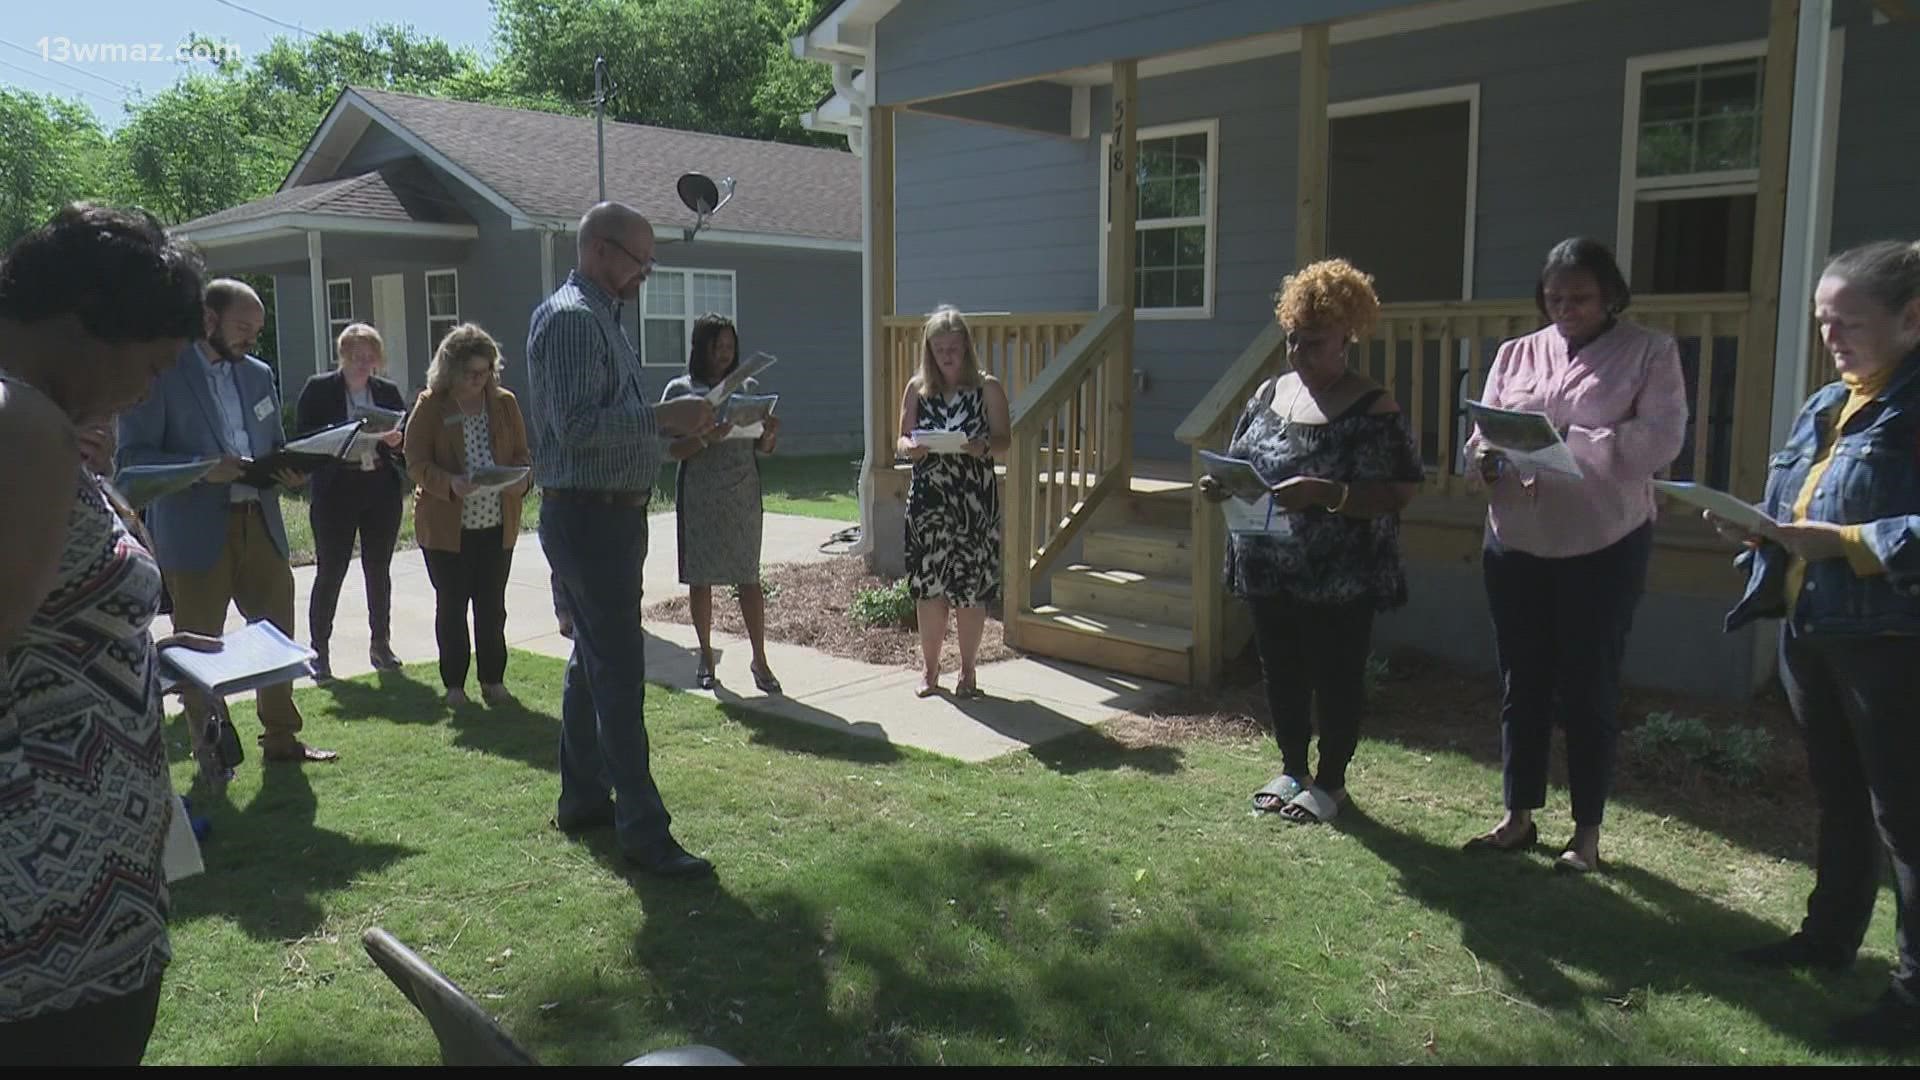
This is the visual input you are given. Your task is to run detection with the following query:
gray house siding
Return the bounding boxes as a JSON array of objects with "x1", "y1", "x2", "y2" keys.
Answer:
[
  {"x1": 873, "y1": 0, "x2": 1415, "y2": 106},
  {"x1": 891, "y1": 0, "x2": 1906, "y2": 463},
  {"x1": 545, "y1": 238, "x2": 865, "y2": 454}
]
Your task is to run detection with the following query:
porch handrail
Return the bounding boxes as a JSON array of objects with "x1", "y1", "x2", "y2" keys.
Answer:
[
  {"x1": 1003, "y1": 304, "x2": 1131, "y2": 644},
  {"x1": 877, "y1": 311, "x2": 1094, "y2": 467}
]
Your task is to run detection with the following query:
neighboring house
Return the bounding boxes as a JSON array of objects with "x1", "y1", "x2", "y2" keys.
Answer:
[
  {"x1": 796, "y1": 0, "x2": 1920, "y2": 697},
  {"x1": 171, "y1": 87, "x2": 864, "y2": 453}
]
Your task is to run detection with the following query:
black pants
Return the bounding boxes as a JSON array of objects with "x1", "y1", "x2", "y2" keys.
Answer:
[
  {"x1": 308, "y1": 470, "x2": 404, "y2": 650},
  {"x1": 1778, "y1": 627, "x2": 1920, "y2": 998},
  {"x1": 2, "y1": 977, "x2": 163, "y2": 1065},
  {"x1": 1483, "y1": 522, "x2": 1652, "y2": 827},
  {"x1": 1249, "y1": 593, "x2": 1376, "y2": 793},
  {"x1": 422, "y1": 528, "x2": 513, "y2": 690}
]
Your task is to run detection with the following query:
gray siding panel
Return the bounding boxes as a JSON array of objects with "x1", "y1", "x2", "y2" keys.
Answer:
[
  {"x1": 1829, "y1": 19, "x2": 1920, "y2": 248},
  {"x1": 913, "y1": 83, "x2": 1076, "y2": 135}
]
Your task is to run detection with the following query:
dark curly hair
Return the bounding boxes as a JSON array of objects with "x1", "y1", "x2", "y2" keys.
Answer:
[
  {"x1": 0, "y1": 202, "x2": 205, "y2": 343},
  {"x1": 688, "y1": 312, "x2": 740, "y2": 384}
]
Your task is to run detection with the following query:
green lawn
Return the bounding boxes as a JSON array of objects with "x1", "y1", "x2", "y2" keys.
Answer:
[
  {"x1": 281, "y1": 454, "x2": 859, "y2": 566},
  {"x1": 148, "y1": 652, "x2": 1907, "y2": 1066}
]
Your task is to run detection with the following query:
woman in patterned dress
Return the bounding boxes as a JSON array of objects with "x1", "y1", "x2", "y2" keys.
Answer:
[
  {"x1": 404, "y1": 325, "x2": 534, "y2": 708},
  {"x1": 663, "y1": 314, "x2": 784, "y2": 693},
  {"x1": 1199, "y1": 259, "x2": 1423, "y2": 826},
  {"x1": 898, "y1": 306, "x2": 1010, "y2": 699},
  {"x1": 0, "y1": 204, "x2": 208, "y2": 1063}
]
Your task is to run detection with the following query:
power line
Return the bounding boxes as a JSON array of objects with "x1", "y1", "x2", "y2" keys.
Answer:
[
  {"x1": 0, "y1": 56, "x2": 127, "y2": 111},
  {"x1": 0, "y1": 36, "x2": 141, "y2": 96}
]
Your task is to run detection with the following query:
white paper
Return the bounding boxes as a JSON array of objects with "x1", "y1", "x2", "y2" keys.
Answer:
[
  {"x1": 1653, "y1": 481, "x2": 1779, "y2": 537},
  {"x1": 704, "y1": 352, "x2": 778, "y2": 407},
  {"x1": 162, "y1": 794, "x2": 204, "y2": 882},
  {"x1": 723, "y1": 422, "x2": 765, "y2": 441},
  {"x1": 160, "y1": 620, "x2": 315, "y2": 698},
  {"x1": 283, "y1": 420, "x2": 363, "y2": 458},
  {"x1": 465, "y1": 465, "x2": 530, "y2": 496},
  {"x1": 1467, "y1": 402, "x2": 1582, "y2": 477},
  {"x1": 351, "y1": 404, "x2": 405, "y2": 433},
  {"x1": 1198, "y1": 450, "x2": 1273, "y2": 502},
  {"x1": 909, "y1": 429, "x2": 971, "y2": 454},
  {"x1": 718, "y1": 392, "x2": 778, "y2": 428},
  {"x1": 1222, "y1": 495, "x2": 1289, "y2": 535},
  {"x1": 114, "y1": 459, "x2": 220, "y2": 510}
]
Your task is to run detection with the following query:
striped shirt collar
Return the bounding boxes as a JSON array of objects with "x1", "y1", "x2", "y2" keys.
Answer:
[{"x1": 568, "y1": 270, "x2": 620, "y2": 321}]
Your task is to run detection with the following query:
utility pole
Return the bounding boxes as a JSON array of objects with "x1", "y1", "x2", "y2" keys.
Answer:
[{"x1": 593, "y1": 56, "x2": 613, "y2": 202}]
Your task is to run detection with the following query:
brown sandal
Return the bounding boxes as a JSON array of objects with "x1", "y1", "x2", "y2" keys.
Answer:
[{"x1": 1463, "y1": 820, "x2": 1537, "y2": 852}]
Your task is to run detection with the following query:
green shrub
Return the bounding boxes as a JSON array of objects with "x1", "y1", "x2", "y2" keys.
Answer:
[
  {"x1": 1625, "y1": 711, "x2": 1776, "y2": 788},
  {"x1": 851, "y1": 579, "x2": 915, "y2": 629}
]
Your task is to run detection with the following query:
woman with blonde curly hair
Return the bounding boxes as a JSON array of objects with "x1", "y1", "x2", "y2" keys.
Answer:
[
  {"x1": 1199, "y1": 258, "x2": 1422, "y2": 824},
  {"x1": 1462, "y1": 237, "x2": 1687, "y2": 873},
  {"x1": 403, "y1": 324, "x2": 534, "y2": 707}
]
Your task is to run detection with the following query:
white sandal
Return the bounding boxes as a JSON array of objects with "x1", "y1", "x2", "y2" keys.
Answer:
[
  {"x1": 1280, "y1": 786, "x2": 1346, "y2": 825},
  {"x1": 1252, "y1": 774, "x2": 1306, "y2": 812}
]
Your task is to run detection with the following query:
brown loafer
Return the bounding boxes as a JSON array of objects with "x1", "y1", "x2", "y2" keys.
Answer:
[{"x1": 261, "y1": 742, "x2": 340, "y2": 764}]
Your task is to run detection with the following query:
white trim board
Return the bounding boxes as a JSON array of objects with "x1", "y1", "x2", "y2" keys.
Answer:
[
  {"x1": 523, "y1": 216, "x2": 861, "y2": 253},
  {"x1": 175, "y1": 215, "x2": 480, "y2": 249},
  {"x1": 1328, "y1": 83, "x2": 1480, "y2": 301},
  {"x1": 1614, "y1": 32, "x2": 1846, "y2": 276},
  {"x1": 1098, "y1": 118, "x2": 1221, "y2": 321}
]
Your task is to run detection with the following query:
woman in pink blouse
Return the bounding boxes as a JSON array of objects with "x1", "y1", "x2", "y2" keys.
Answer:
[{"x1": 1462, "y1": 237, "x2": 1688, "y2": 873}]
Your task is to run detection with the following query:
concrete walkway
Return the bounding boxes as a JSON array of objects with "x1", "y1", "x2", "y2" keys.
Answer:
[{"x1": 167, "y1": 513, "x2": 1166, "y2": 762}]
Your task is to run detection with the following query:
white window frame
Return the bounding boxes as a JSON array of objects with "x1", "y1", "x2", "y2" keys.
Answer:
[
  {"x1": 325, "y1": 277, "x2": 353, "y2": 362},
  {"x1": 637, "y1": 266, "x2": 739, "y2": 368},
  {"x1": 1615, "y1": 34, "x2": 1845, "y2": 277},
  {"x1": 1098, "y1": 118, "x2": 1219, "y2": 320},
  {"x1": 424, "y1": 269, "x2": 460, "y2": 350}
]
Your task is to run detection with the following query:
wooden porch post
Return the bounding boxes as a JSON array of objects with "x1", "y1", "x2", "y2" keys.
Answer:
[
  {"x1": 1106, "y1": 60, "x2": 1139, "y2": 479},
  {"x1": 1733, "y1": 0, "x2": 1800, "y2": 500},
  {"x1": 1295, "y1": 24, "x2": 1331, "y2": 268},
  {"x1": 866, "y1": 104, "x2": 897, "y2": 484},
  {"x1": 307, "y1": 231, "x2": 328, "y2": 378}
]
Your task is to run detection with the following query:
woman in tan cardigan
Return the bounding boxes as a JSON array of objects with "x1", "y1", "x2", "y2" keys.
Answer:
[{"x1": 404, "y1": 324, "x2": 533, "y2": 707}]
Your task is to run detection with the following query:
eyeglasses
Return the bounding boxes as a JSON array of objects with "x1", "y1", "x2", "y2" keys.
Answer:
[{"x1": 602, "y1": 234, "x2": 657, "y2": 274}]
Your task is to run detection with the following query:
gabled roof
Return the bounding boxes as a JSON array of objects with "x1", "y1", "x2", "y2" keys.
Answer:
[
  {"x1": 278, "y1": 87, "x2": 861, "y2": 248},
  {"x1": 176, "y1": 158, "x2": 472, "y2": 235}
]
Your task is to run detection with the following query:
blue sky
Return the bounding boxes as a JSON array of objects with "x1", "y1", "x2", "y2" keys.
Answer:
[{"x1": 0, "y1": 0, "x2": 497, "y2": 127}]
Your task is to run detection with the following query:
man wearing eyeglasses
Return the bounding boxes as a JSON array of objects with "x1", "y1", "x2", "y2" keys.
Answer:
[{"x1": 526, "y1": 201, "x2": 717, "y2": 879}]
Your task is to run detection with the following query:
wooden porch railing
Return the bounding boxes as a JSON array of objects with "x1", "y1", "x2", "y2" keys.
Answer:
[
  {"x1": 1175, "y1": 292, "x2": 1758, "y2": 680},
  {"x1": 878, "y1": 311, "x2": 1094, "y2": 464},
  {"x1": 1002, "y1": 305, "x2": 1131, "y2": 646}
]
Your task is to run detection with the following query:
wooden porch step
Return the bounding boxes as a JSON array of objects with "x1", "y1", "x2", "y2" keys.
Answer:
[
  {"x1": 1082, "y1": 523, "x2": 1192, "y2": 577},
  {"x1": 1052, "y1": 563, "x2": 1193, "y2": 626},
  {"x1": 1017, "y1": 605, "x2": 1193, "y2": 685}
]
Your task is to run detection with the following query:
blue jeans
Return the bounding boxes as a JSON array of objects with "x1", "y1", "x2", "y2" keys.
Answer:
[{"x1": 540, "y1": 496, "x2": 672, "y2": 853}]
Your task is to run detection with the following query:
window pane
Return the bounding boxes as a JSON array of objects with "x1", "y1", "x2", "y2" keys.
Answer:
[
  {"x1": 1138, "y1": 137, "x2": 1176, "y2": 182},
  {"x1": 426, "y1": 274, "x2": 458, "y2": 318},
  {"x1": 1640, "y1": 72, "x2": 1698, "y2": 124},
  {"x1": 643, "y1": 318, "x2": 683, "y2": 366},
  {"x1": 1637, "y1": 121, "x2": 1695, "y2": 177},
  {"x1": 1173, "y1": 175, "x2": 1203, "y2": 218},
  {"x1": 328, "y1": 282, "x2": 352, "y2": 320},
  {"x1": 1140, "y1": 268, "x2": 1176, "y2": 308},
  {"x1": 430, "y1": 317, "x2": 457, "y2": 353},
  {"x1": 645, "y1": 272, "x2": 686, "y2": 317},
  {"x1": 1176, "y1": 269, "x2": 1206, "y2": 308},
  {"x1": 1139, "y1": 228, "x2": 1175, "y2": 269},
  {"x1": 1174, "y1": 133, "x2": 1207, "y2": 174},
  {"x1": 1697, "y1": 115, "x2": 1758, "y2": 171},
  {"x1": 1698, "y1": 60, "x2": 1761, "y2": 112},
  {"x1": 691, "y1": 273, "x2": 733, "y2": 318},
  {"x1": 1138, "y1": 178, "x2": 1174, "y2": 220},
  {"x1": 1175, "y1": 225, "x2": 1206, "y2": 269}
]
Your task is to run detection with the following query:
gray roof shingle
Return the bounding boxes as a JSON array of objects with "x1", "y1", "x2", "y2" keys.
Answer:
[
  {"x1": 175, "y1": 158, "x2": 472, "y2": 233},
  {"x1": 350, "y1": 87, "x2": 860, "y2": 242}
]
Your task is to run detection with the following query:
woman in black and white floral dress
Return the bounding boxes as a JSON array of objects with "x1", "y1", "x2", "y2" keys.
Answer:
[
  {"x1": 898, "y1": 306, "x2": 1010, "y2": 699},
  {"x1": 1199, "y1": 259, "x2": 1422, "y2": 826}
]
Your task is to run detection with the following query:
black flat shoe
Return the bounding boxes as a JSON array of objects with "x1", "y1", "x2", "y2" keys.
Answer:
[
  {"x1": 369, "y1": 641, "x2": 403, "y2": 671},
  {"x1": 694, "y1": 661, "x2": 716, "y2": 691},
  {"x1": 626, "y1": 837, "x2": 714, "y2": 879},
  {"x1": 311, "y1": 650, "x2": 333, "y2": 683},
  {"x1": 1737, "y1": 933, "x2": 1855, "y2": 972},
  {"x1": 751, "y1": 664, "x2": 782, "y2": 695}
]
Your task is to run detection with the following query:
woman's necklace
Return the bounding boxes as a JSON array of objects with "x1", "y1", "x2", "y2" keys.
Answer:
[{"x1": 1277, "y1": 377, "x2": 1305, "y2": 439}]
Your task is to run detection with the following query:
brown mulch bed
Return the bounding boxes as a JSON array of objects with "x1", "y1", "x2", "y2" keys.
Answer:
[{"x1": 646, "y1": 555, "x2": 1015, "y2": 670}]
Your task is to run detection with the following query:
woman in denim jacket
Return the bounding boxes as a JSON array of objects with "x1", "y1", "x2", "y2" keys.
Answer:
[{"x1": 1713, "y1": 240, "x2": 1920, "y2": 1051}]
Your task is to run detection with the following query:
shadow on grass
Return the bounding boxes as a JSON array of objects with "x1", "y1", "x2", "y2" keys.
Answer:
[
  {"x1": 166, "y1": 717, "x2": 417, "y2": 943},
  {"x1": 712, "y1": 688, "x2": 904, "y2": 764},
  {"x1": 318, "y1": 667, "x2": 445, "y2": 725},
  {"x1": 1338, "y1": 804, "x2": 1884, "y2": 1053}
]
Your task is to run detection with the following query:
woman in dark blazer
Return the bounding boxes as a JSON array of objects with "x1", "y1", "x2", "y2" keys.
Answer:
[{"x1": 295, "y1": 322, "x2": 409, "y2": 680}]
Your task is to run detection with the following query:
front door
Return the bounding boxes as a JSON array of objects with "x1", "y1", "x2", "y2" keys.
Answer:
[{"x1": 370, "y1": 273, "x2": 411, "y2": 396}]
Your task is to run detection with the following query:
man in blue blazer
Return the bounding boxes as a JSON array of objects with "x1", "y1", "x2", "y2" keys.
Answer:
[{"x1": 118, "y1": 278, "x2": 338, "y2": 764}]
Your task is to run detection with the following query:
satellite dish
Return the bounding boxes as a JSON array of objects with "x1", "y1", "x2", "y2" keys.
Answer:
[
  {"x1": 677, "y1": 173, "x2": 720, "y2": 216},
  {"x1": 675, "y1": 173, "x2": 738, "y2": 242}
]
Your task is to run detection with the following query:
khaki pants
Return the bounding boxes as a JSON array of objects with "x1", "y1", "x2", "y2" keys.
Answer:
[{"x1": 165, "y1": 503, "x2": 304, "y2": 751}]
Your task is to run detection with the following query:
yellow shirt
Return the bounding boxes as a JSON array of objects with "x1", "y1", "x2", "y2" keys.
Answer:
[{"x1": 1785, "y1": 368, "x2": 1893, "y2": 608}]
